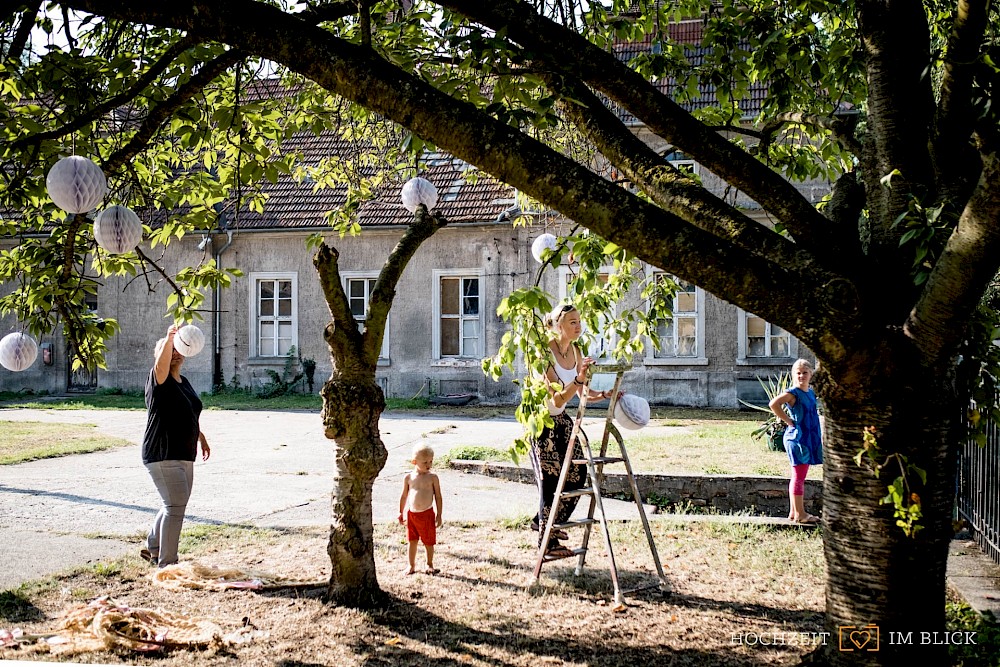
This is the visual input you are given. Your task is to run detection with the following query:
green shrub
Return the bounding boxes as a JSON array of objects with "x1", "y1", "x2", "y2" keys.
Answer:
[{"x1": 446, "y1": 445, "x2": 512, "y2": 463}]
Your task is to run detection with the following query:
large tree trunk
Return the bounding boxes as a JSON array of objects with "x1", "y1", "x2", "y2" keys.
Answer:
[
  {"x1": 321, "y1": 376, "x2": 388, "y2": 607},
  {"x1": 817, "y1": 349, "x2": 961, "y2": 665}
]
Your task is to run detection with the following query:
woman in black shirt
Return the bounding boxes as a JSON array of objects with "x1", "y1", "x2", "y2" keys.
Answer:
[{"x1": 140, "y1": 324, "x2": 211, "y2": 567}]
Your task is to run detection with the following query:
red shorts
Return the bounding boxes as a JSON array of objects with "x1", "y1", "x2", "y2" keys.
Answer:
[{"x1": 406, "y1": 507, "x2": 437, "y2": 545}]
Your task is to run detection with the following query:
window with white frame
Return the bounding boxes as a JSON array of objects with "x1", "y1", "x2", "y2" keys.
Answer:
[
  {"x1": 737, "y1": 310, "x2": 795, "y2": 362},
  {"x1": 558, "y1": 266, "x2": 611, "y2": 359},
  {"x1": 344, "y1": 273, "x2": 390, "y2": 360},
  {"x1": 665, "y1": 150, "x2": 699, "y2": 178},
  {"x1": 433, "y1": 271, "x2": 482, "y2": 358},
  {"x1": 650, "y1": 273, "x2": 704, "y2": 360},
  {"x1": 250, "y1": 273, "x2": 297, "y2": 357}
]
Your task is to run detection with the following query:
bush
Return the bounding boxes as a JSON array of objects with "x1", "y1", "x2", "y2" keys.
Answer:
[{"x1": 446, "y1": 445, "x2": 513, "y2": 463}]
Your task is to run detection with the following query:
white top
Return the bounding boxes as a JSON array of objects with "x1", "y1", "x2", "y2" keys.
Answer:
[{"x1": 547, "y1": 349, "x2": 578, "y2": 416}]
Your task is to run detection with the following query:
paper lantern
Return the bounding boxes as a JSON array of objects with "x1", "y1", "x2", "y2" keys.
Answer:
[
  {"x1": 614, "y1": 393, "x2": 650, "y2": 430},
  {"x1": 46, "y1": 156, "x2": 108, "y2": 214},
  {"x1": 173, "y1": 325, "x2": 205, "y2": 357},
  {"x1": 531, "y1": 233, "x2": 558, "y2": 263},
  {"x1": 0, "y1": 332, "x2": 38, "y2": 372},
  {"x1": 93, "y1": 205, "x2": 143, "y2": 254},
  {"x1": 400, "y1": 177, "x2": 438, "y2": 212}
]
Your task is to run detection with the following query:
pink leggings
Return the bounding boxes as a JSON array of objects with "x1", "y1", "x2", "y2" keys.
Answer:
[{"x1": 790, "y1": 464, "x2": 809, "y2": 496}]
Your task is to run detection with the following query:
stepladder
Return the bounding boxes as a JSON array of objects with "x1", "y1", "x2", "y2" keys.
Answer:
[{"x1": 532, "y1": 363, "x2": 669, "y2": 606}]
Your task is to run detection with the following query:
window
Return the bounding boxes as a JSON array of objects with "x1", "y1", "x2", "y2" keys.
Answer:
[
  {"x1": 343, "y1": 273, "x2": 390, "y2": 360},
  {"x1": 665, "y1": 150, "x2": 699, "y2": 178},
  {"x1": 250, "y1": 272, "x2": 297, "y2": 357},
  {"x1": 737, "y1": 310, "x2": 796, "y2": 363},
  {"x1": 433, "y1": 270, "x2": 483, "y2": 358},
  {"x1": 650, "y1": 274, "x2": 706, "y2": 360}
]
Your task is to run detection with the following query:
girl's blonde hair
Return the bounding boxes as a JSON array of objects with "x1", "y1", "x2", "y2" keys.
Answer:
[
  {"x1": 791, "y1": 358, "x2": 814, "y2": 373},
  {"x1": 154, "y1": 337, "x2": 169, "y2": 359},
  {"x1": 543, "y1": 303, "x2": 577, "y2": 331}
]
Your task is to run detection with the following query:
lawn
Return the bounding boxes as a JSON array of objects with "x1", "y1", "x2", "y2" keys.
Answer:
[
  {"x1": 447, "y1": 407, "x2": 821, "y2": 479},
  {"x1": 0, "y1": 421, "x2": 132, "y2": 465}
]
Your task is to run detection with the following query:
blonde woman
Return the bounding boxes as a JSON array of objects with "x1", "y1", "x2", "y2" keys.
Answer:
[{"x1": 529, "y1": 303, "x2": 610, "y2": 558}]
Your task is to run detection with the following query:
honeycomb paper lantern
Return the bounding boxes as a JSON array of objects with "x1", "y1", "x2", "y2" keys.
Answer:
[
  {"x1": 614, "y1": 393, "x2": 650, "y2": 430},
  {"x1": 531, "y1": 233, "x2": 558, "y2": 263},
  {"x1": 0, "y1": 332, "x2": 38, "y2": 372},
  {"x1": 400, "y1": 177, "x2": 438, "y2": 212},
  {"x1": 94, "y1": 205, "x2": 143, "y2": 254},
  {"x1": 173, "y1": 324, "x2": 205, "y2": 357},
  {"x1": 46, "y1": 156, "x2": 108, "y2": 214}
]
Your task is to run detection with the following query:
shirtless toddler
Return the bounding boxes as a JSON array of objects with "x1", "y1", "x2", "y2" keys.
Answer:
[{"x1": 398, "y1": 444, "x2": 444, "y2": 574}]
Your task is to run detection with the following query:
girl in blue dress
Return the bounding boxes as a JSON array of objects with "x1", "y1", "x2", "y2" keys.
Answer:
[{"x1": 768, "y1": 359, "x2": 823, "y2": 524}]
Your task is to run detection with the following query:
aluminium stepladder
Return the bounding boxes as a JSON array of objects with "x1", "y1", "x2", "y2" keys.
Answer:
[{"x1": 532, "y1": 363, "x2": 669, "y2": 605}]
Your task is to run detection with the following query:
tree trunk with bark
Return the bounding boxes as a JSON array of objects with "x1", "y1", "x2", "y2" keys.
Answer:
[
  {"x1": 312, "y1": 208, "x2": 447, "y2": 607},
  {"x1": 321, "y1": 374, "x2": 387, "y2": 607},
  {"x1": 815, "y1": 344, "x2": 962, "y2": 665}
]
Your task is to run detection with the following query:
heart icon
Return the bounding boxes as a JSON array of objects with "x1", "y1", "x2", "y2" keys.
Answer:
[{"x1": 850, "y1": 630, "x2": 871, "y2": 649}]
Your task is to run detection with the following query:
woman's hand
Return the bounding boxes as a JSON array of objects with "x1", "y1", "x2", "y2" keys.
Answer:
[{"x1": 199, "y1": 432, "x2": 211, "y2": 461}]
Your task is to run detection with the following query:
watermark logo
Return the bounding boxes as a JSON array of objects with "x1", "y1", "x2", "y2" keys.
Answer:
[{"x1": 839, "y1": 624, "x2": 880, "y2": 652}]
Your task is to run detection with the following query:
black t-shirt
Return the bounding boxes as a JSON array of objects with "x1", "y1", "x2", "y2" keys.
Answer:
[{"x1": 141, "y1": 368, "x2": 203, "y2": 464}]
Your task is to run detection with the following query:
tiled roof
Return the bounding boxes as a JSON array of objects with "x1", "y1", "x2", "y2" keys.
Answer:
[
  {"x1": 232, "y1": 131, "x2": 516, "y2": 230},
  {"x1": 610, "y1": 21, "x2": 767, "y2": 120}
]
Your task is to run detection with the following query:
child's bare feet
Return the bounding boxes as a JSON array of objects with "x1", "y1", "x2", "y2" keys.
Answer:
[
  {"x1": 425, "y1": 567, "x2": 440, "y2": 575},
  {"x1": 404, "y1": 567, "x2": 416, "y2": 575}
]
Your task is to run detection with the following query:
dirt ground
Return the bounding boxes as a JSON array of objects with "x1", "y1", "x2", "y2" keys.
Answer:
[{"x1": 0, "y1": 519, "x2": 826, "y2": 666}]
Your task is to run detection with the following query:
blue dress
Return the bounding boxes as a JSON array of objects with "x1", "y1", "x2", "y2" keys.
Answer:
[{"x1": 782, "y1": 387, "x2": 823, "y2": 466}]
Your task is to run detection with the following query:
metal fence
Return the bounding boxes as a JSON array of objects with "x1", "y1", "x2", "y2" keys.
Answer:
[{"x1": 957, "y1": 409, "x2": 1000, "y2": 565}]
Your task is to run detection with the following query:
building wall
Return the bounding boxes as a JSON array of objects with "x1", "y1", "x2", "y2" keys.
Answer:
[{"x1": 0, "y1": 222, "x2": 812, "y2": 407}]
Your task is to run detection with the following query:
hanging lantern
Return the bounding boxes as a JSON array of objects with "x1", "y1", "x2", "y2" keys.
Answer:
[
  {"x1": 45, "y1": 156, "x2": 108, "y2": 214},
  {"x1": 93, "y1": 205, "x2": 143, "y2": 254},
  {"x1": 0, "y1": 332, "x2": 38, "y2": 372},
  {"x1": 531, "y1": 233, "x2": 558, "y2": 263},
  {"x1": 614, "y1": 393, "x2": 650, "y2": 430},
  {"x1": 173, "y1": 324, "x2": 205, "y2": 357},
  {"x1": 400, "y1": 177, "x2": 438, "y2": 212}
]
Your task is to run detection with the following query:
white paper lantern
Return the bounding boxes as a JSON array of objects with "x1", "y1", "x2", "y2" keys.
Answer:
[
  {"x1": 93, "y1": 205, "x2": 143, "y2": 254},
  {"x1": 614, "y1": 393, "x2": 650, "y2": 430},
  {"x1": 0, "y1": 332, "x2": 38, "y2": 372},
  {"x1": 173, "y1": 325, "x2": 205, "y2": 357},
  {"x1": 400, "y1": 177, "x2": 438, "y2": 212},
  {"x1": 531, "y1": 233, "x2": 558, "y2": 263},
  {"x1": 46, "y1": 156, "x2": 108, "y2": 214}
]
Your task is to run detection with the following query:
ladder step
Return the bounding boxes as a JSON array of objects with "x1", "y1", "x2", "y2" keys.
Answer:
[
  {"x1": 542, "y1": 546, "x2": 587, "y2": 562},
  {"x1": 573, "y1": 456, "x2": 624, "y2": 465},
  {"x1": 553, "y1": 518, "x2": 598, "y2": 530},
  {"x1": 558, "y1": 488, "x2": 594, "y2": 500}
]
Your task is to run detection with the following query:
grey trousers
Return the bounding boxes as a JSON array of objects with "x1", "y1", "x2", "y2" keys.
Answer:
[{"x1": 144, "y1": 459, "x2": 194, "y2": 567}]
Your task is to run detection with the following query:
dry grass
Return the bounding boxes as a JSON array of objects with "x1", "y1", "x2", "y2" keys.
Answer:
[{"x1": 0, "y1": 519, "x2": 826, "y2": 666}]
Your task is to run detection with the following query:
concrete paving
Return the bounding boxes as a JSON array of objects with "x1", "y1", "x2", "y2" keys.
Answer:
[{"x1": 0, "y1": 408, "x2": 645, "y2": 590}]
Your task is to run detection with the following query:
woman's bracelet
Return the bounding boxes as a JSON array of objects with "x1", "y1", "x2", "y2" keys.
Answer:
[{"x1": 573, "y1": 377, "x2": 584, "y2": 386}]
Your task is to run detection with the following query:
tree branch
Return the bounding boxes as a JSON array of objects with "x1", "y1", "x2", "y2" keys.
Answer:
[
  {"x1": 102, "y1": 46, "x2": 243, "y2": 175},
  {"x1": 313, "y1": 241, "x2": 366, "y2": 372},
  {"x1": 365, "y1": 206, "x2": 447, "y2": 366},
  {"x1": 3, "y1": 2, "x2": 38, "y2": 63},
  {"x1": 906, "y1": 151, "x2": 1000, "y2": 363},
  {"x1": 437, "y1": 0, "x2": 840, "y2": 261},
  {"x1": 546, "y1": 71, "x2": 823, "y2": 268},
  {"x1": 758, "y1": 112, "x2": 863, "y2": 158},
  {"x1": 62, "y1": 0, "x2": 862, "y2": 362},
  {"x1": 8, "y1": 34, "x2": 198, "y2": 152},
  {"x1": 933, "y1": 0, "x2": 990, "y2": 203}
]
